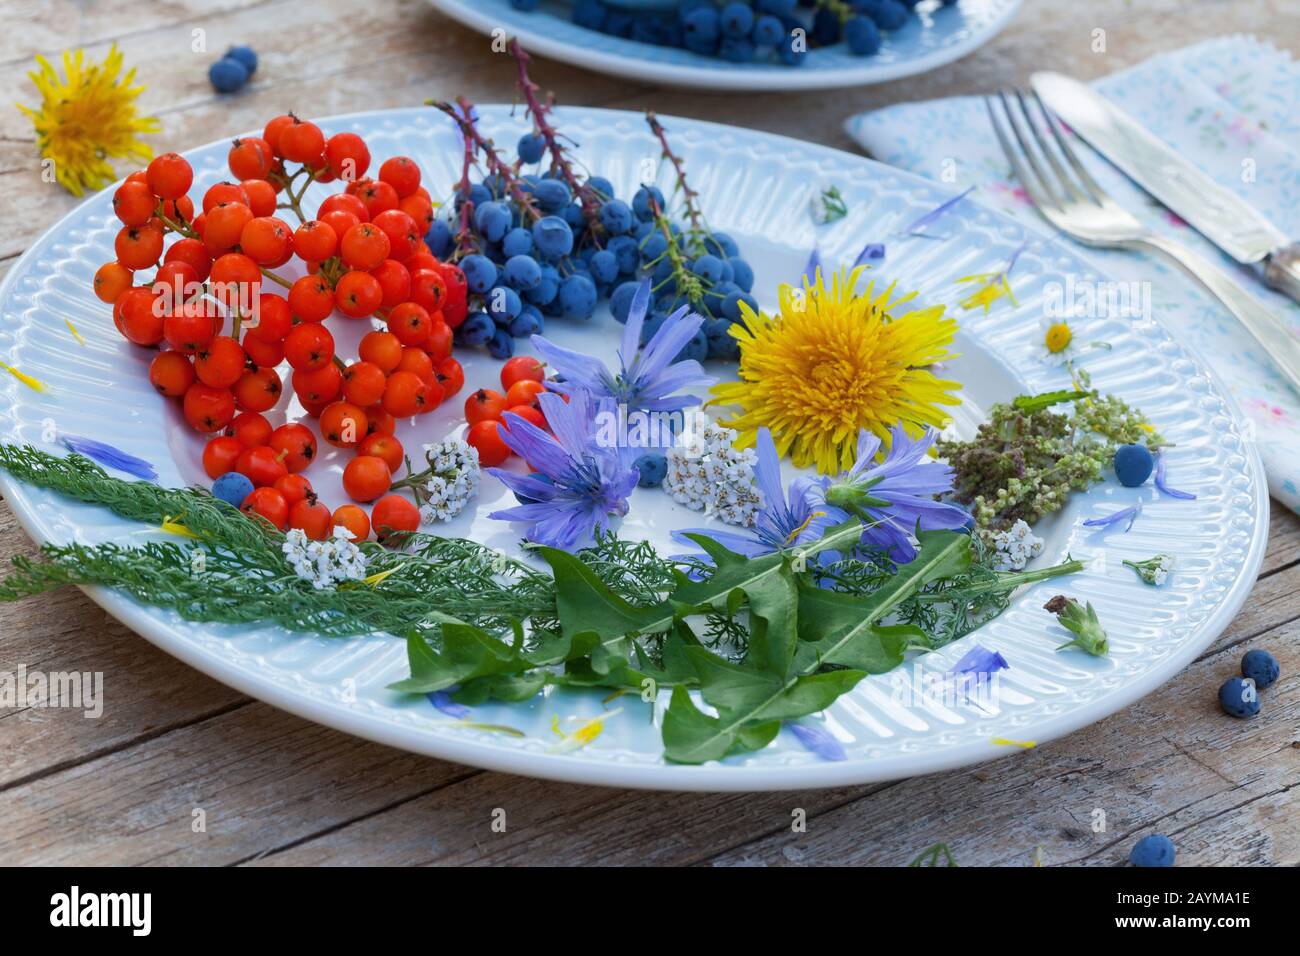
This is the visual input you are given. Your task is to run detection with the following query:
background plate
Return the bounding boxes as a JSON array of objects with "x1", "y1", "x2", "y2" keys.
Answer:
[
  {"x1": 0, "y1": 105, "x2": 1267, "y2": 790},
  {"x1": 426, "y1": 0, "x2": 1023, "y2": 91}
]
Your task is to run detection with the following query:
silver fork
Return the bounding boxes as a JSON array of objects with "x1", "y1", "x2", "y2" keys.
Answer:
[{"x1": 987, "y1": 89, "x2": 1300, "y2": 396}]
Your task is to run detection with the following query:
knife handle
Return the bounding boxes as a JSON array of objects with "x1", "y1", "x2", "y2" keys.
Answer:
[
  {"x1": 1264, "y1": 243, "x2": 1300, "y2": 305},
  {"x1": 1139, "y1": 233, "x2": 1300, "y2": 397}
]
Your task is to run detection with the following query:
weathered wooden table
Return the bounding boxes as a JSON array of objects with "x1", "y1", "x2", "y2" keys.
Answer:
[{"x1": 1, "y1": 0, "x2": 1296, "y2": 866}]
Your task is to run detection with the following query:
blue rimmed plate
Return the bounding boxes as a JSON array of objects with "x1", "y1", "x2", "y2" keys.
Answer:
[
  {"x1": 426, "y1": 0, "x2": 1022, "y2": 91},
  {"x1": 0, "y1": 105, "x2": 1266, "y2": 790}
]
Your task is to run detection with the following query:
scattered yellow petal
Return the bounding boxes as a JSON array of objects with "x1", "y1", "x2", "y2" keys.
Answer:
[
  {"x1": 159, "y1": 515, "x2": 199, "y2": 539},
  {"x1": 957, "y1": 272, "x2": 1017, "y2": 314},
  {"x1": 991, "y1": 737, "x2": 1036, "y2": 748},
  {"x1": 65, "y1": 319, "x2": 86, "y2": 346},
  {"x1": 550, "y1": 708, "x2": 622, "y2": 752},
  {"x1": 1, "y1": 362, "x2": 47, "y2": 393},
  {"x1": 362, "y1": 566, "x2": 399, "y2": 587}
]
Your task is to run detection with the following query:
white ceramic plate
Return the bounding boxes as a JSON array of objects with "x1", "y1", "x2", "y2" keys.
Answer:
[
  {"x1": 0, "y1": 106, "x2": 1267, "y2": 790},
  {"x1": 426, "y1": 0, "x2": 1023, "y2": 91}
]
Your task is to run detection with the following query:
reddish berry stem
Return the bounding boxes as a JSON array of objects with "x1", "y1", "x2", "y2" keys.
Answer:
[
  {"x1": 645, "y1": 111, "x2": 705, "y2": 240},
  {"x1": 428, "y1": 96, "x2": 542, "y2": 230}
]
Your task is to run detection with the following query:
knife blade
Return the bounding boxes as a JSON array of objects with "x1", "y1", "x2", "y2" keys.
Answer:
[{"x1": 1030, "y1": 71, "x2": 1300, "y2": 304}]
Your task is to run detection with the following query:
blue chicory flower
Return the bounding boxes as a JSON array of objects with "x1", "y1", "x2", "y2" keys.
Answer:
[
  {"x1": 1083, "y1": 499, "x2": 1142, "y2": 532},
  {"x1": 672, "y1": 426, "x2": 833, "y2": 560},
  {"x1": 529, "y1": 279, "x2": 713, "y2": 415},
  {"x1": 899, "y1": 185, "x2": 974, "y2": 238},
  {"x1": 788, "y1": 722, "x2": 847, "y2": 762},
  {"x1": 428, "y1": 690, "x2": 471, "y2": 720},
  {"x1": 488, "y1": 389, "x2": 641, "y2": 551},
  {"x1": 1154, "y1": 452, "x2": 1196, "y2": 500},
  {"x1": 62, "y1": 435, "x2": 157, "y2": 481},
  {"x1": 804, "y1": 423, "x2": 971, "y2": 563}
]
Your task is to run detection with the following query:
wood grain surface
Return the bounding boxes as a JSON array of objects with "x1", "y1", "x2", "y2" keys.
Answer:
[{"x1": 1, "y1": 0, "x2": 1296, "y2": 866}]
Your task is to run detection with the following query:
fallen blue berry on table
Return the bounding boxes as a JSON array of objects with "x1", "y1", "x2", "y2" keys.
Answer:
[
  {"x1": 1218, "y1": 676, "x2": 1260, "y2": 718},
  {"x1": 1129, "y1": 834, "x2": 1175, "y2": 867},
  {"x1": 634, "y1": 452, "x2": 668, "y2": 488},
  {"x1": 1240, "y1": 649, "x2": 1279, "y2": 689},
  {"x1": 224, "y1": 45, "x2": 258, "y2": 76},
  {"x1": 212, "y1": 472, "x2": 253, "y2": 508},
  {"x1": 1113, "y1": 443, "x2": 1154, "y2": 487},
  {"x1": 208, "y1": 57, "x2": 249, "y2": 94}
]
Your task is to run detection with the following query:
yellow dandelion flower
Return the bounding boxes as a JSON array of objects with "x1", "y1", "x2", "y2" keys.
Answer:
[
  {"x1": 16, "y1": 45, "x2": 159, "y2": 196},
  {"x1": 710, "y1": 266, "x2": 961, "y2": 474}
]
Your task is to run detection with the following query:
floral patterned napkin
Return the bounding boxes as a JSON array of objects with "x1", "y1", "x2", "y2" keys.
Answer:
[{"x1": 845, "y1": 36, "x2": 1300, "y2": 513}]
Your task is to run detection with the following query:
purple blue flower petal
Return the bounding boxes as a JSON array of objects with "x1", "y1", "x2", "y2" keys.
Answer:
[
  {"x1": 1154, "y1": 453, "x2": 1196, "y2": 500},
  {"x1": 788, "y1": 722, "x2": 847, "y2": 761},
  {"x1": 429, "y1": 690, "x2": 471, "y2": 719},
  {"x1": 1082, "y1": 499, "x2": 1142, "y2": 532},
  {"x1": 62, "y1": 435, "x2": 157, "y2": 481},
  {"x1": 899, "y1": 185, "x2": 974, "y2": 238}
]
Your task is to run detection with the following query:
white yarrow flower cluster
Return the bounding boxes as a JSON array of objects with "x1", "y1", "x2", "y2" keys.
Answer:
[
  {"x1": 664, "y1": 422, "x2": 762, "y2": 527},
  {"x1": 989, "y1": 519, "x2": 1044, "y2": 571},
  {"x1": 282, "y1": 526, "x2": 367, "y2": 590},
  {"x1": 418, "y1": 438, "x2": 480, "y2": 524},
  {"x1": 1126, "y1": 552, "x2": 1173, "y2": 586}
]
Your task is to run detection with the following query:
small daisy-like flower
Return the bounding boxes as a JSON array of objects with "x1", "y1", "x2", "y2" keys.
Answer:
[
  {"x1": 1038, "y1": 314, "x2": 1076, "y2": 366},
  {"x1": 17, "y1": 45, "x2": 159, "y2": 196},
  {"x1": 662, "y1": 421, "x2": 762, "y2": 527},
  {"x1": 282, "y1": 526, "x2": 367, "y2": 590},
  {"x1": 1123, "y1": 553, "x2": 1173, "y2": 586}
]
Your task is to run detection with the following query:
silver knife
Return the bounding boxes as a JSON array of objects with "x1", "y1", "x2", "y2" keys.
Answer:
[{"x1": 1031, "y1": 71, "x2": 1300, "y2": 305}]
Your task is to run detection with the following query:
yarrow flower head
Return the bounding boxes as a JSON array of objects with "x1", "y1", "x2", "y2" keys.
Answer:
[
  {"x1": 673, "y1": 426, "x2": 832, "y2": 560},
  {"x1": 282, "y1": 526, "x2": 367, "y2": 590},
  {"x1": 804, "y1": 423, "x2": 971, "y2": 563},
  {"x1": 400, "y1": 437, "x2": 480, "y2": 523},
  {"x1": 712, "y1": 266, "x2": 960, "y2": 475},
  {"x1": 663, "y1": 421, "x2": 761, "y2": 527},
  {"x1": 530, "y1": 279, "x2": 714, "y2": 415},
  {"x1": 1124, "y1": 553, "x2": 1173, "y2": 586},
  {"x1": 988, "y1": 518, "x2": 1045, "y2": 571},
  {"x1": 17, "y1": 45, "x2": 159, "y2": 196},
  {"x1": 488, "y1": 389, "x2": 641, "y2": 550}
]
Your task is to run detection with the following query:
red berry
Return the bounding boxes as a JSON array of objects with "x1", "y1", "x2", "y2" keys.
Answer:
[
  {"x1": 342, "y1": 455, "x2": 392, "y2": 502},
  {"x1": 370, "y1": 494, "x2": 420, "y2": 541},
  {"x1": 241, "y1": 486, "x2": 290, "y2": 531},
  {"x1": 467, "y1": 419, "x2": 511, "y2": 467},
  {"x1": 500, "y1": 356, "x2": 546, "y2": 392},
  {"x1": 269, "y1": 422, "x2": 317, "y2": 473},
  {"x1": 149, "y1": 351, "x2": 195, "y2": 397},
  {"x1": 202, "y1": 435, "x2": 244, "y2": 479},
  {"x1": 464, "y1": 388, "x2": 508, "y2": 427},
  {"x1": 146, "y1": 152, "x2": 194, "y2": 200}
]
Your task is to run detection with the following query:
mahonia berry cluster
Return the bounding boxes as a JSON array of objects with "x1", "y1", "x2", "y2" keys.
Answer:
[{"x1": 93, "y1": 115, "x2": 491, "y2": 545}]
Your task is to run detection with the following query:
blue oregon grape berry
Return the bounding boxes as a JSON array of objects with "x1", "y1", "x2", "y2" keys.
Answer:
[
  {"x1": 502, "y1": 254, "x2": 543, "y2": 291},
  {"x1": 457, "y1": 311, "x2": 495, "y2": 347},
  {"x1": 509, "y1": 307, "x2": 544, "y2": 338},
  {"x1": 599, "y1": 199, "x2": 635, "y2": 235},
  {"x1": 212, "y1": 472, "x2": 253, "y2": 508},
  {"x1": 722, "y1": 289, "x2": 758, "y2": 321},
  {"x1": 813, "y1": 6, "x2": 841, "y2": 44},
  {"x1": 573, "y1": 0, "x2": 607, "y2": 31},
  {"x1": 720, "y1": 37, "x2": 756, "y2": 62},
  {"x1": 1241, "y1": 649, "x2": 1280, "y2": 689},
  {"x1": 459, "y1": 254, "x2": 498, "y2": 294},
  {"x1": 589, "y1": 249, "x2": 619, "y2": 285},
  {"x1": 633, "y1": 185, "x2": 665, "y2": 222},
  {"x1": 532, "y1": 216, "x2": 575, "y2": 260},
  {"x1": 586, "y1": 176, "x2": 615, "y2": 200},
  {"x1": 525, "y1": 265, "x2": 561, "y2": 306},
  {"x1": 425, "y1": 220, "x2": 453, "y2": 259},
  {"x1": 758, "y1": 0, "x2": 797, "y2": 14},
  {"x1": 845, "y1": 15, "x2": 882, "y2": 54},
  {"x1": 639, "y1": 313, "x2": 667, "y2": 345},
  {"x1": 690, "y1": 253, "x2": 724, "y2": 284},
  {"x1": 753, "y1": 14, "x2": 784, "y2": 45},
  {"x1": 719, "y1": 2, "x2": 755, "y2": 37},
  {"x1": 474, "y1": 201, "x2": 512, "y2": 243},
  {"x1": 610, "y1": 281, "x2": 640, "y2": 323},
  {"x1": 633, "y1": 452, "x2": 668, "y2": 488},
  {"x1": 487, "y1": 286, "x2": 524, "y2": 325},
  {"x1": 705, "y1": 317, "x2": 741, "y2": 360},
  {"x1": 640, "y1": 233, "x2": 669, "y2": 263},
  {"x1": 517, "y1": 131, "x2": 545, "y2": 163},
  {"x1": 558, "y1": 274, "x2": 598, "y2": 320},
  {"x1": 675, "y1": 327, "x2": 709, "y2": 363},
  {"x1": 501, "y1": 227, "x2": 534, "y2": 259},
  {"x1": 487, "y1": 327, "x2": 516, "y2": 359},
  {"x1": 870, "y1": 0, "x2": 909, "y2": 29},
  {"x1": 683, "y1": 4, "x2": 720, "y2": 42},
  {"x1": 534, "y1": 179, "x2": 571, "y2": 213},
  {"x1": 606, "y1": 235, "x2": 640, "y2": 275},
  {"x1": 728, "y1": 256, "x2": 754, "y2": 292}
]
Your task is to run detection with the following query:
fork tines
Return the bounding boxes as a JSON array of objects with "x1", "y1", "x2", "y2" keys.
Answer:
[{"x1": 985, "y1": 89, "x2": 1105, "y2": 213}]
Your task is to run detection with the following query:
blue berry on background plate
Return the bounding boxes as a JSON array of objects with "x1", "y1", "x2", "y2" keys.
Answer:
[
  {"x1": 1129, "y1": 834, "x2": 1175, "y2": 868},
  {"x1": 1218, "y1": 676, "x2": 1260, "y2": 718},
  {"x1": 752, "y1": 14, "x2": 785, "y2": 46},
  {"x1": 573, "y1": 0, "x2": 608, "y2": 31},
  {"x1": 208, "y1": 57, "x2": 249, "y2": 94},
  {"x1": 870, "y1": 0, "x2": 910, "y2": 29},
  {"x1": 844, "y1": 16, "x2": 882, "y2": 54},
  {"x1": 719, "y1": 2, "x2": 755, "y2": 38},
  {"x1": 212, "y1": 472, "x2": 253, "y2": 508},
  {"x1": 224, "y1": 45, "x2": 258, "y2": 76},
  {"x1": 634, "y1": 452, "x2": 668, "y2": 488},
  {"x1": 517, "y1": 131, "x2": 545, "y2": 163},
  {"x1": 1241, "y1": 649, "x2": 1279, "y2": 689},
  {"x1": 1113, "y1": 443, "x2": 1154, "y2": 487}
]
